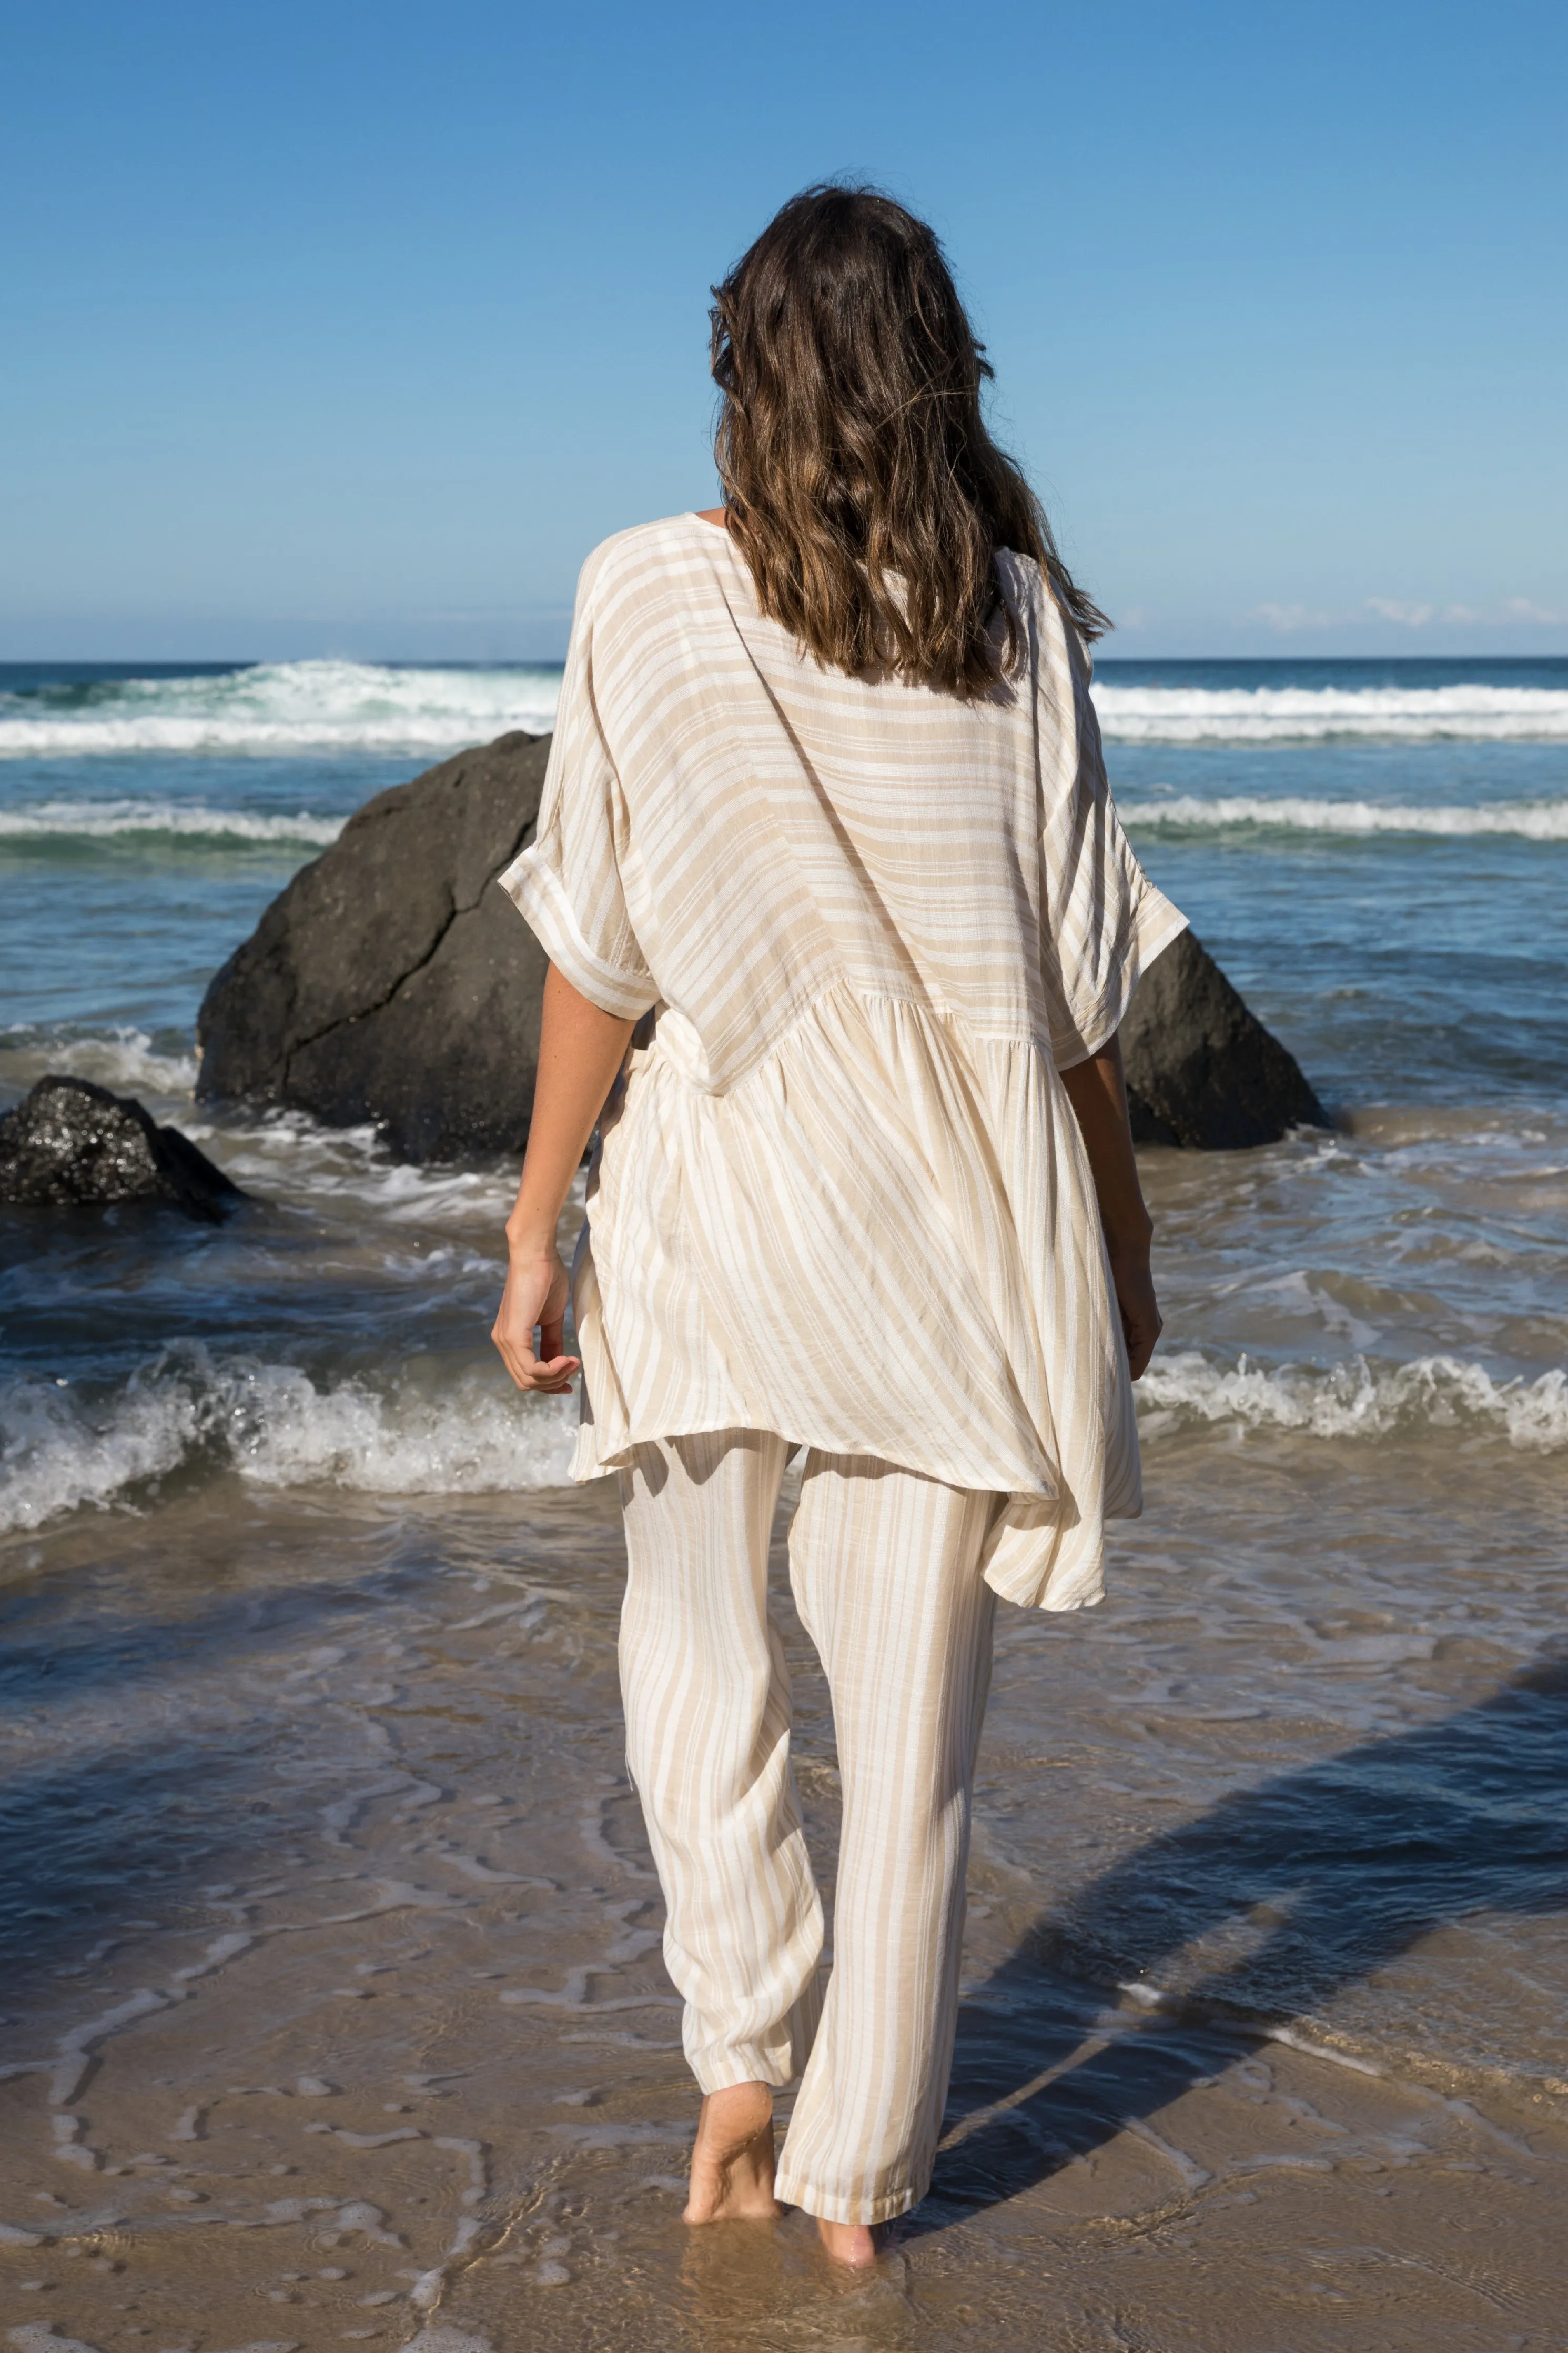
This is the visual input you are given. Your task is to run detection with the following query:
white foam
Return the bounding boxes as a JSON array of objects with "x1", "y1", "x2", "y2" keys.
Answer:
[
  {"x1": 0, "y1": 1025, "x2": 198, "y2": 1098},
  {"x1": 0, "y1": 1373, "x2": 206, "y2": 1530},
  {"x1": 9, "y1": 663, "x2": 1567, "y2": 762},
  {"x1": 34, "y1": 784, "x2": 1561, "y2": 850},
  {"x1": 0, "y1": 656, "x2": 562, "y2": 759},
  {"x1": 1094, "y1": 682, "x2": 1568, "y2": 743},
  {"x1": 226, "y1": 1362, "x2": 578, "y2": 1494},
  {"x1": 1118, "y1": 793, "x2": 1568, "y2": 840},
  {"x1": 0, "y1": 798, "x2": 343, "y2": 844},
  {"x1": 1138, "y1": 1352, "x2": 1568, "y2": 1451},
  {"x1": 0, "y1": 1352, "x2": 579, "y2": 1535},
  {"x1": 8, "y1": 1342, "x2": 1562, "y2": 1536},
  {"x1": 186, "y1": 1106, "x2": 524, "y2": 1225}
]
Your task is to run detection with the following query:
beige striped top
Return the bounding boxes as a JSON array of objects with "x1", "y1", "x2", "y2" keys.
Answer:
[{"x1": 500, "y1": 512, "x2": 1186, "y2": 1610}]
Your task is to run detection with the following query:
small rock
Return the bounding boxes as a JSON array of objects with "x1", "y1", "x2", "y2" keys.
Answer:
[{"x1": 0, "y1": 1076, "x2": 245, "y2": 1220}]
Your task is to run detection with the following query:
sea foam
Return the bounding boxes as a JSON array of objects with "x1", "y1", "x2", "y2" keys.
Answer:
[
  {"x1": 4, "y1": 1342, "x2": 1564, "y2": 1536},
  {"x1": 6, "y1": 660, "x2": 1568, "y2": 760},
  {"x1": 23, "y1": 787, "x2": 1559, "y2": 853},
  {"x1": 0, "y1": 1025, "x2": 198, "y2": 1098},
  {"x1": 0, "y1": 1351, "x2": 579, "y2": 1535},
  {"x1": 1093, "y1": 682, "x2": 1568, "y2": 743},
  {"x1": 1137, "y1": 1351, "x2": 1568, "y2": 1451},
  {"x1": 0, "y1": 799, "x2": 345, "y2": 846},
  {"x1": 0, "y1": 657, "x2": 562, "y2": 759},
  {"x1": 1118, "y1": 794, "x2": 1568, "y2": 841}
]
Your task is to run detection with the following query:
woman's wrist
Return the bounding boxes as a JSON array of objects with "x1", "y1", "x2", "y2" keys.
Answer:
[
  {"x1": 1104, "y1": 1211, "x2": 1154, "y2": 1265},
  {"x1": 505, "y1": 1213, "x2": 563, "y2": 1263}
]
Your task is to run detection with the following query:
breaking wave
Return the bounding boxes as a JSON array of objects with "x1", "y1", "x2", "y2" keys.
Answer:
[
  {"x1": 0, "y1": 1025, "x2": 198, "y2": 1098},
  {"x1": 7, "y1": 662, "x2": 1568, "y2": 761},
  {"x1": 0, "y1": 1350, "x2": 579, "y2": 1535},
  {"x1": 5, "y1": 1342, "x2": 1564, "y2": 1536},
  {"x1": 0, "y1": 658, "x2": 563, "y2": 759},
  {"x1": 1137, "y1": 1351, "x2": 1568, "y2": 1451}
]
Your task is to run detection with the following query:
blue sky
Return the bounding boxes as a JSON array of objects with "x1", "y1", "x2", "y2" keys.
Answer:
[{"x1": 2, "y1": 0, "x2": 1564, "y2": 659}]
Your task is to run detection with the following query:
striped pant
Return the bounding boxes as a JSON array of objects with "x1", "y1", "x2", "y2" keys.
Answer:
[{"x1": 616, "y1": 1427, "x2": 999, "y2": 2226}]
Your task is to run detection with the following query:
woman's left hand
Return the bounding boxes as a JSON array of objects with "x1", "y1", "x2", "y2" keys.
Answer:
[{"x1": 492, "y1": 1248, "x2": 580, "y2": 1393}]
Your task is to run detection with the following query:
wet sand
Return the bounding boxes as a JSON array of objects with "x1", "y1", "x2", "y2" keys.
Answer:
[{"x1": 4, "y1": 1430, "x2": 1566, "y2": 2352}]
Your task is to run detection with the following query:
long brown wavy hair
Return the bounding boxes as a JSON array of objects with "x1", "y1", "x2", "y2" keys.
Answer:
[{"x1": 710, "y1": 185, "x2": 1107, "y2": 699}]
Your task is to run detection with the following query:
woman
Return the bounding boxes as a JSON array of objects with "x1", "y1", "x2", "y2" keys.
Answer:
[{"x1": 492, "y1": 184, "x2": 1184, "y2": 2267}]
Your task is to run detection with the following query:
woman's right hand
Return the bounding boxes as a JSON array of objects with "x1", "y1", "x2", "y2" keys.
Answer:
[
  {"x1": 1108, "y1": 1245, "x2": 1162, "y2": 1381},
  {"x1": 491, "y1": 1248, "x2": 580, "y2": 1394}
]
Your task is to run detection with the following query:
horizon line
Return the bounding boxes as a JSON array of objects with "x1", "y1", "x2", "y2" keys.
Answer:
[{"x1": 2, "y1": 647, "x2": 1566, "y2": 669}]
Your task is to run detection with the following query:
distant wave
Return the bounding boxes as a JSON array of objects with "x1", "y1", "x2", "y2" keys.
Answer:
[
  {"x1": 1138, "y1": 1351, "x2": 1568, "y2": 1451},
  {"x1": 1095, "y1": 683, "x2": 1568, "y2": 743},
  {"x1": 14, "y1": 789, "x2": 1560, "y2": 851},
  {"x1": 1119, "y1": 794, "x2": 1568, "y2": 841},
  {"x1": 0, "y1": 798, "x2": 344, "y2": 845},
  {"x1": 0, "y1": 1349, "x2": 578, "y2": 1534},
  {"x1": 0, "y1": 657, "x2": 563, "y2": 759},
  {"x1": 6, "y1": 660, "x2": 1568, "y2": 759}
]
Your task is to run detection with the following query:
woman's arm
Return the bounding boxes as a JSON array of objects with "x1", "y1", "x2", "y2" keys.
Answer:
[
  {"x1": 1057, "y1": 1032, "x2": 1163, "y2": 1379},
  {"x1": 491, "y1": 963, "x2": 636, "y2": 1394}
]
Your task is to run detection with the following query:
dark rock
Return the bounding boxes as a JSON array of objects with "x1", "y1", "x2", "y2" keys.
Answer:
[
  {"x1": 196, "y1": 731, "x2": 551, "y2": 1162},
  {"x1": 0, "y1": 1076, "x2": 245, "y2": 1221},
  {"x1": 1121, "y1": 928, "x2": 1328, "y2": 1149}
]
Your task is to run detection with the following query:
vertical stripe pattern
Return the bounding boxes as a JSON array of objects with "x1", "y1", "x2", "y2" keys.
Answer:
[
  {"x1": 619, "y1": 1429, "x2": 824, "y2": 2091},
  {"x1": 618, "y1": 1427, "x2": 999, "y2": 2226},
  {"x1": 502, "y1": 511, "x2": 1186, "y2": 1610}
]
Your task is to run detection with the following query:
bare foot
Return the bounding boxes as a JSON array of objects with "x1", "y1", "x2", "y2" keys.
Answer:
[
  {"x1": 817, "y1": 2216, "x2": 878, "y2": 2267},
  {"x1": 683, "y1": 2080, "x2": 780, "y2": 2223}
]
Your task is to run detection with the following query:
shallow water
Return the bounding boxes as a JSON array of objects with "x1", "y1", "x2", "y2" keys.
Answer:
[
  {"x1": 3, "y1": 1450, "x2": 1565, "y2": 2347},
  {"x1": 2, "y1": 656, "x2": 1566, "y2": 2347}
]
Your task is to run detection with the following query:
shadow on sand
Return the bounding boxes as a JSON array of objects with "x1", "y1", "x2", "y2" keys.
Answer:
[{"x1": 912, "y1": 1655, "x2": 1568, "y2": 2231}]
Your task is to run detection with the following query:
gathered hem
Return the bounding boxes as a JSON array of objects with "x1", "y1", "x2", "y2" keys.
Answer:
[
  {"x1": 691, "y1": 2048, "x2": 798, "y2": 2096},
  {"x1": 573, "y1": 1406, "x2": 1055, "y2": 1511},
  {"x1": 572, "y1": 1411, "x2": 1124, "y2": 1614}
]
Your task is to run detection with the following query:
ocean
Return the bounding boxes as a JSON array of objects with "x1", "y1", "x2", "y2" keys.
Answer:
[{"x1": 1, "y1": 651, "x2": 1565, "y2": 2347}]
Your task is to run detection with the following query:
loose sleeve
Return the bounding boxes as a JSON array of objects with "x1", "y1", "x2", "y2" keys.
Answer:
[
  {"x1": 496, "y1": 564, "x2": 660, "y2": 1022},
  {"x1": 1040, "y1": 622, "x2": 1187, "y2": 1068}
]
